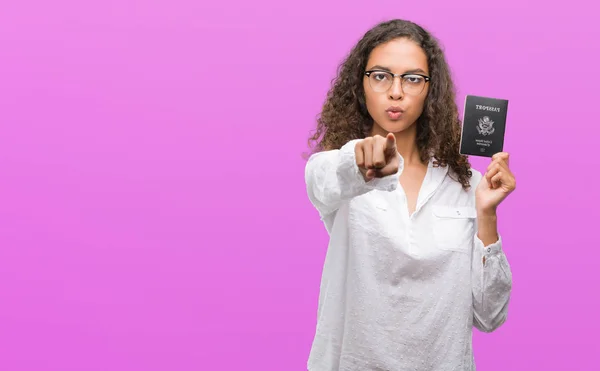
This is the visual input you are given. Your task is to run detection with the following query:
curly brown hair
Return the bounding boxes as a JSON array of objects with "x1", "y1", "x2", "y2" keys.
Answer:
[{"x1": 306, "y1": 19, "x2": 472, "y2": 190}]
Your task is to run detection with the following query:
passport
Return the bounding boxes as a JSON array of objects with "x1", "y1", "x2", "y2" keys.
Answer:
[{"x1": 459, "y1": 95, "x2": 509, "y2": 157}]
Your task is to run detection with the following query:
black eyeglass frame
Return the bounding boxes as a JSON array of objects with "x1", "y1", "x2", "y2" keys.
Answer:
[{"x1": 364, "y1": 70, "x2": 431, "y2": 93}]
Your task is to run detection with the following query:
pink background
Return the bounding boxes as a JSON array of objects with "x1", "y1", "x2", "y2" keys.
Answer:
[{"x1": 1, "y1": 0, "x2": 599, "y2": 370}]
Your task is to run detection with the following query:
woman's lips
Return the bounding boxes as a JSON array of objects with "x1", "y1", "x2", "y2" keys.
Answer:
[
  {"x1": 386, "y1": 111, "x2": 403, "y2": 120},
  {"x1": 386, "y1": 107, "x2": 404, "y2": 120}
]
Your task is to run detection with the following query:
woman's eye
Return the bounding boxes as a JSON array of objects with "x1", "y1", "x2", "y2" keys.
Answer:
[
  {"x1": 404, "y1": 75, "x2": 423, "y2": 84},
  {"x1": 373, "y1": 73, "x2": 389, "y2": 81}
]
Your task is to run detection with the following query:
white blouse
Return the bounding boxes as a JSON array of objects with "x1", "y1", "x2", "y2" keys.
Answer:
[{"x1": 304, "y1": 139, "x2": 512, "y2": 371}]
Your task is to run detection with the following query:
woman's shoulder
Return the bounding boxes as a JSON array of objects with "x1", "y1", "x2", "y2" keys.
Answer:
[{"x1": 443, "y1": 162, "x2": 483, "y2": 190}]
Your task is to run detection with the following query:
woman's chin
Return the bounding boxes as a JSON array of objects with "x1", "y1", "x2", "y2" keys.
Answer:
[{"x1": 374, "y1": 118, "x2": 415, "y2": 134}]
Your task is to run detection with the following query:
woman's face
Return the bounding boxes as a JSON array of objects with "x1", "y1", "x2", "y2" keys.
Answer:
[{"x1": 363, "y1": 37, "x2": 430, "y2": 136}]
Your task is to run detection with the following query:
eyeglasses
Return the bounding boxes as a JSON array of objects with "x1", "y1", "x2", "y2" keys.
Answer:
[{"x1": 364, "y1": 70, "x2": 431, "y2": 95}]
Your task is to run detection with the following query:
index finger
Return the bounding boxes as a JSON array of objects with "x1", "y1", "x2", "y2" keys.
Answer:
[
  {"x1": 492, "y1": 152, "x2": 509, "y2": 165},
  {"x1": 385, "y1": 133, "x2": 396, "y2": 151}
]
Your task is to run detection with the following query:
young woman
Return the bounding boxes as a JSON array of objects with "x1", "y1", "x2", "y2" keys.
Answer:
[{"x1": 304, "y1": 19, "x2": 516, "y2": 371}]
